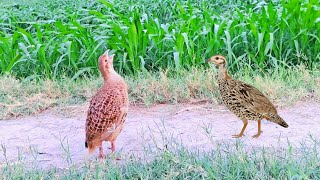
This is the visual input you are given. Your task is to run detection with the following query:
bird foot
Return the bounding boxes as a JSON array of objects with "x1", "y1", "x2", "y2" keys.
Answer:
[
  {"x1": 108, "y1": 147, "x2": 116, "y2": 153},
  {"x1": 98, "y1": 153, "x2": 106, "y2": 159},
  {"x1": 252, "y1": 131, "x2": 263, "y2": 139},
  {"x1": 232, "y1": 133, "x2": 244, "y2": 138},
  {"x1": 107, "y1": 153, "x2": 121, "y2": 161}
]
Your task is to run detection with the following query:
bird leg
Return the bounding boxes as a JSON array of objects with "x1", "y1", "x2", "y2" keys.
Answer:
[
  {"x1": 252, "y1": 120, "x2": 263, "y2": 138},
  {"x1": 110, "y1": 141, "x2": 121, "y2": 160},
  {"x1": 111, "y1": 141, "x2": 116, "y2": 152},
  {"x1": 232, "y1": 121, "x2": 248, "y2": 138},
  {"x1": 98, "y1": 145, "x2": 105, "y2": 159}
]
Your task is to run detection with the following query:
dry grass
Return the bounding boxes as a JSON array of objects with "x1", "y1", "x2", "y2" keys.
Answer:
[
  {"x1": 1, "y1": 66, "x2": 319, "y2": 119},
  {"x1": 128, "y1": 68, "x2": 219, "y2": 105},
  {"x1": 241, "y1": 65, "x2": 319, "y2": 107}
]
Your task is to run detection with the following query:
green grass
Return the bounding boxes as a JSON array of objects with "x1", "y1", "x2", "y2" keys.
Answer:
[
  {"x1": 1, "y1": 66, "x2": 319, "y2": 119},
  {"x1": 0, "y1": 0, "x2": 319, "y2": 78},
  {"x1": 1, "y1": 138, "x2": 319, "y2": 179}
]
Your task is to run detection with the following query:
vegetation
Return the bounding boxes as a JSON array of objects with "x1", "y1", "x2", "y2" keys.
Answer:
[
  {"x1": 0, "y1": 1, "x2": 320, "y2": 179},
  {"x1": 1, "y1": 66, "x2": 319, "y2": 119},
  {"x1": 1, "y1": 137, "x2": 319, "y2": 179},
  {"x1": 0, "y1": 0, "x2": 319, "y2": 78}
]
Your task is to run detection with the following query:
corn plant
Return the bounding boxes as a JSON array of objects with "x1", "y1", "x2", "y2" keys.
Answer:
[{"x1": 0, "y1": 0, "x2": 319, "y2": 78}]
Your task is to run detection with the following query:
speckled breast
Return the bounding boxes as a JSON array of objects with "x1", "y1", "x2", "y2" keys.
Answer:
[{"x1": 218, "y1": 80, "x2": 261, "y2": 121}]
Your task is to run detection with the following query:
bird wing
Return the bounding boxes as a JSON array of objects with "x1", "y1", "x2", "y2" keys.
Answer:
[
  {"x1": 85, "y1": 89, "x2": 123, "y2": 143},
  {"x1": 231, "y1": 79, "x2": 277, "y2": 114}
]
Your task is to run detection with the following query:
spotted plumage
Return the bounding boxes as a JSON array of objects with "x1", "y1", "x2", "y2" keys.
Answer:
[
  {"x1": 85, "y1": 49, "x2": 128, "y2": 158},
  {"x1": 207, "y1": 55, "x2": 288, "y2": 138}
]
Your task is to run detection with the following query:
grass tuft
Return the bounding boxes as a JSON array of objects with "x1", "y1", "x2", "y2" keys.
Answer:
[
  {"x1": 0, "y1": 138, "x2": 319, "y2": 179},
  {"x1": 1, "y1": 66, "x2": 319, "y2": 119}
]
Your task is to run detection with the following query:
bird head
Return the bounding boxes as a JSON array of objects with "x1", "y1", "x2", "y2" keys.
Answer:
[
  {"x1": 206, "y1": 55, "x2": 226, "y2": 67},
  {"x1": 98, "y1": 49, "x2": 115, "y2": 73}
]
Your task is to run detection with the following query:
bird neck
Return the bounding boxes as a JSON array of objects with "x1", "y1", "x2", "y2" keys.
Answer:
[
  {"x1": 100, "y1": 66, "x2": 118, "y2": 82},
  {"x1": 218, "y1": 64, "x2": 231, "y2": 81}
]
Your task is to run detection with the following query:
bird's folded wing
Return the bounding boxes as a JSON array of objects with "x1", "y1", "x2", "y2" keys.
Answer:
[
  {"x1": 233, "y1": 81, "x2": 277, "y2": 114},
  {"x1": 85, "y1": 90, "x2": 122, "y2": 142}
]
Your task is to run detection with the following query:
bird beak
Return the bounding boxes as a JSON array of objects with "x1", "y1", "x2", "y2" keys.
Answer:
[
  {"x1": 104, "y1": 49, "x2": 110, "y2": 57},
  {"x1": 206, "y1": 58, "x2": 210, "y2": 62},
  {"x1": 107, "y1": 49, "x2": 115, "y2": 59},
  {"x1": 99, "y1": 49, "x2": 110, "y2": 62}
]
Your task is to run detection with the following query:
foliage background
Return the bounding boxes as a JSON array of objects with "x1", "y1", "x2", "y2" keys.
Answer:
[{"x1": 0, "y1": 0, "x2": 319, "y2": 79}]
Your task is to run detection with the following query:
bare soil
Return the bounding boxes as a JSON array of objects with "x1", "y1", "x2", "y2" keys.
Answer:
[{"x1": 0, "y1": 102, "x2": 319, "y2": 169}]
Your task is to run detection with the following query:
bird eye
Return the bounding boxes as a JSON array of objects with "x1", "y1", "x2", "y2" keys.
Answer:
[{"x1": 215, "y1": 57, "x2": 219, "y2": 60}]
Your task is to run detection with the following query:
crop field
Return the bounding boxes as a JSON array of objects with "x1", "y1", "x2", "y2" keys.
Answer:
[
  {"x1": 0, "y1": 0, "x2": 320, "y2": 179},
  {"x1": 1, "y1": 0, "x2": 319, "y2": 78}
]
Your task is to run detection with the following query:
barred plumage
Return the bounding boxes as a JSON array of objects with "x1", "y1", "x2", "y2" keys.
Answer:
[
  {"x1": 85, "y1": 50, "x2": 128, "y2": 158},
  {"x1": 207, "y1": 55, "x2": 288, "y2": 138}
]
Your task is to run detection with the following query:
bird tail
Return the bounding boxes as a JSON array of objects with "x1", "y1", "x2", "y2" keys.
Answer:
[
  {"x1": 264, "y1": 114, "x2": 288, "y2": 128},
  {"x1": 85, "y1": 140, "x2": 95, "y2": 154}
]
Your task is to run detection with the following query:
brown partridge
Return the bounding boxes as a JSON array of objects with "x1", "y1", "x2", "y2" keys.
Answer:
[
  {"x1": 85, "y1": 49, "x2": 128, "y2": 158},
  {"x1": 207, "y1": 55, "x2": 288, "y2": 138}
]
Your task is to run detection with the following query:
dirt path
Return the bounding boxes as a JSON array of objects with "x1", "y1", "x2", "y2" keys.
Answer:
[{"x1": 0, "y1": 102, "x2": 319, "y2": 169}]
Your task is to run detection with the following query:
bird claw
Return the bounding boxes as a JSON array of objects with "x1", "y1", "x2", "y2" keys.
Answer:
[
  {"x1": 232, "y1": 134, "x2": 244, "y2": 138},
  {"x1": 252, "y1": 134, "x2": 260, "y2": 139},
  {"x1": 252, "y1": 131, "x2": 263, "y2": 139}
]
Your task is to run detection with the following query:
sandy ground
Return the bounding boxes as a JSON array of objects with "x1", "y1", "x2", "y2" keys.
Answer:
[{"x1": 0, "y1": 102, "x2": 319, "y2": 169}]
